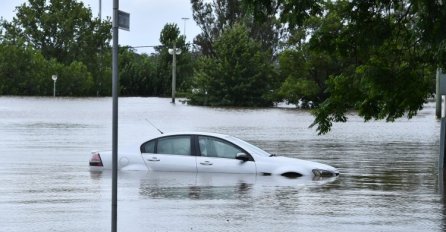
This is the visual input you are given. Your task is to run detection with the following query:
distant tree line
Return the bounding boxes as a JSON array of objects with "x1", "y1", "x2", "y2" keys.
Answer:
[
  {"x1": 0, "y1": 0, "x2": 445, "y2": 134},
  {"x1": 0, "y1": 0, "x2": 193, "y2": 97}
]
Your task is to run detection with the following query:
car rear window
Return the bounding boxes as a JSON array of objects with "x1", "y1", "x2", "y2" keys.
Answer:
[{"x1": 141, "y1": 140, "x2": 155, "y2": 153}]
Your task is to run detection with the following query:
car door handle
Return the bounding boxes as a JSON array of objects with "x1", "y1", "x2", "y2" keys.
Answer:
[
  {"x1": 200, "y1": 161, "x2": 213, "y2": 166},
  {"x1": 147, "y1": 157, "x2": 160, "y2": 162}
]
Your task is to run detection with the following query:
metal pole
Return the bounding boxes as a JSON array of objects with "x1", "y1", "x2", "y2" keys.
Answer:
[
  {"x1": 97, "y1": 0, "x2": 102, "y2": 97},
  {"x1": 443, "y1": 71, "x2": 446, "y2": 118},
  {"x1": 437, "y1": 68, "x2": 442, "y2": 119},
  {"x1": 443, "y1": 70, "x2": 446, "y2": 118},
  {"x1": 171, "y1": 43, "x2": 176, "y2": 104},
  {"x1": 112, "y1": 0, "x2": 119, "y2": 231},
  {"x1": 53, "y1": 81, "x2": 56, "y2": 97},
  {"x1": 181, "y1": 17, "x2": 189, "y2": 36},
  {"x1": 444, "y1": 95, "x2": 446, "y2": 118},
  {"x1": 441, "y1": 118, "x2": 446, "y2": 170}
]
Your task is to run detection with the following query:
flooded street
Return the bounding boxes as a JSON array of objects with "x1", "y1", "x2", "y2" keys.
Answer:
[{"x1": 0, "y1": 96, "x2": 443, "y2": 231}]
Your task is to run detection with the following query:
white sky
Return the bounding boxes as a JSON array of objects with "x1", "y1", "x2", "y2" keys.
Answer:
[{"x1": 0, "y1": 0, "x2": 202, "y2": 53}]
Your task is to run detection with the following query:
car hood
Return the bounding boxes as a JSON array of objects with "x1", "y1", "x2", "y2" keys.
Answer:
[{"x1": 256, "y1": 155, "x2": 338, "y2": 176}]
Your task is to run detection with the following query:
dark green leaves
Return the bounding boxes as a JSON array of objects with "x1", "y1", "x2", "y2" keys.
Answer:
[
  {"x1": 0, "y1": 0, "x2": 112, "y2": 95},
  {"x1": 189, "y1": 24, "x2": 275, "y2": 106}
]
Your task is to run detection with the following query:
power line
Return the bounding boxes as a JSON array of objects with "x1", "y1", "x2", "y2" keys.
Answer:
[{"x1": 127, "y1": 45, "x2": 162, "y2": 48}]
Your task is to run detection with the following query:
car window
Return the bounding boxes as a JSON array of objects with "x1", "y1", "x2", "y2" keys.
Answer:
[
  {"x1": 198, "y1": 136, "x2": 243, "y2": 159},
  {"x1": 157, "y1": 136, "x2": 191, "y2": 156},
  {"x1": 228, "y1": 136, "x2": 271, "y2": 157},
  {"x1": 141, "y1": 140, "x2": 155, "y2": 153}
]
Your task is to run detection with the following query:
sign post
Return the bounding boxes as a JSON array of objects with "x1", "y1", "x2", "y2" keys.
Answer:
[{"x1": 112, "y1": 1, "x2": 129, "y2": 231}]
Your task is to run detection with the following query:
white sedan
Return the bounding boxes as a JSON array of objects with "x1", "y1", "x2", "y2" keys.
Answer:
[{"x1": 89, "y1": 132, "x2": 339, "y2": 177}]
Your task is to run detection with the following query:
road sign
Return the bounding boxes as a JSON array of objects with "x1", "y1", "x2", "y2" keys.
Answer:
[{"x1": 118, "y1": 10, "x2": 130, "y2": 31}]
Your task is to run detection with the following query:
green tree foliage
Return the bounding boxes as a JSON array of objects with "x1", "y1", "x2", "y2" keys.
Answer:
[
  {"x1": 241, "y1": 0, "x2": 323, "y2": 29},
  {"x1": 244, "y1": 0, "x2": 444, "y2": 134},
  {"x1": 0, "y1": 43, "x2": 93, "y2": 96},
  {"x1": 0, "y1": 44, "x2": 45, "y2": 95},
  {"x1": 189, "y1": 0, "x2": 279, "y2": 106},
  {"x1": 274, "y1": 1, "x2": 346, "y2": 109},
  {"x1": 307, "y1": 1, "x2": 436, "y2": 134},
  {"x1": 52, "y1": 60, "x2": 94, "y2": 96},
  {"x1": 278, "y1": 59, "x2": 318, "y2": 107},
  {"x1": 191, "y1": 0, "x2": 279, "y2": 56},
  {"x1": 119, "y1": 47, "x2": 158, "y2": 96},
  {"x1": 155, "y1": 23, "x2": 194, "y2": 96},
  {"x1": 189, "y1": 24, "x2": 275, "y2": 106},
  {"x1": 1, "y1": 0, "x2": 112, "y2": 95},
  {"x1": 5, "y1": 0, "x2": 111, "y2": 64}
]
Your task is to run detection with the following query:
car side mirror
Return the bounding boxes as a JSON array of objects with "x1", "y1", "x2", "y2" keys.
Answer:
[{"x1": 236, "y1": 153, "x2": 250, "y2": 162}]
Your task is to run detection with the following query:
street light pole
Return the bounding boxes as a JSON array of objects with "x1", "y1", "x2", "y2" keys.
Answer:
[
  {"x1": 181, "y1": 17, "x2": 189, "y2": 36},
  {"x1": 172, "y1": 43, "x2": 177, "y2": 103},
  {"x1": 98, "y1": 0, "x2": 102, "y2": 97},
  {"x1": 168, "y1": 44, "x2": 182, "y2": 104},
  {"x1": 52, "y1": 75, "x2": 58, "y2": 97}
]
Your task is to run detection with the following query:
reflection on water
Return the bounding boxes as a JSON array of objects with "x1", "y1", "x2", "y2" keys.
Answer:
[
  {"x1": 137, "y1": 172, "x2": 337, "y2": 200},
  {"x1": 0, "y1": 96, "x2": 444, "y2": 231}
]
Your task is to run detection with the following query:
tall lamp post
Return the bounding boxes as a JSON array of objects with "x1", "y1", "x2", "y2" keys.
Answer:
[
  {"x1": 168, "y1": 44, "x2": 181, "y2": 103},
  {"x1": 181, "y1": 17, "x2": 189, "y2": 36},
  {"x1": 52, "y1": 75, "x2": 58, "y2": 97}
]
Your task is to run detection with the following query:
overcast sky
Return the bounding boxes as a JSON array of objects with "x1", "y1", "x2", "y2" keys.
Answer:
[{"x1": 0, "y1": 0, "x2": 202, "y2": 53}]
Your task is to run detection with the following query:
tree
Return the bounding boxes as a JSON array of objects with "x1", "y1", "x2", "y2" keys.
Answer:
[
  {"x1": 307, "y1": 1, "x2": 436, "y2": 134},
  {"x1": 244, "y1": 0, "x2": 444, "y2": 134},
  {"x1": 241, "y1": 0, "x2": 323, "y2": 29},
  {"x1": 2, "y1": 0, "x2": 112, "y2": 95},
  {"x1": 275, "y1": 2, "x2": 346, "y2": 108},
  {"x1": 0, "y1": 43, "x2": 44, "y2": 95},
  {"x1": 51, "y1": 60, "x2": 94, "y2": 96},
  {"x1": 0, "y1": 43, "x2": 93, "y2": 96},
  {"x1": 189, "y1": 23, "x2": 275, "y2": 106},
  {"x1": 191, "y1": 0, "x2": 280, "y2": 56},
  {"x1": 154, "y1": 23, "x2": 194, "y2": 96},
  {"x1": 119, "y1": 47, "x2": 161, "y2": 96},
  {"x1": 277, "y1": 49, "x2": 323, "y2": 108}
]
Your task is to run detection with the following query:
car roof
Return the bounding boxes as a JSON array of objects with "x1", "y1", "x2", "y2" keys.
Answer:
[{"x1": 153, "y1": 131, "x2": 232, "y2": 139}]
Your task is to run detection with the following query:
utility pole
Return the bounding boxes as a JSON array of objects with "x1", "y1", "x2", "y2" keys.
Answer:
[
  {"x1": 99, "y1": 0, "x2": 102, "y2": 20},
  {"x1": 168, "y1": 43, "x2": 181, "y2": 103},
  {"x1": 181, "y1": 17, "x2": 189, "y2": 36},
  {"x1": 172, "y1": 43, "x2": 177, "y2": 103},
  {"x1": 98, "y1": 0, "x2": 102, "y2": 97}
]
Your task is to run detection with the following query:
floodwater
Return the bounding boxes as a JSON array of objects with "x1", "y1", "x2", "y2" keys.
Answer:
[{"x1": 0, "y1": 96, "x2": 444, "y2": 232}]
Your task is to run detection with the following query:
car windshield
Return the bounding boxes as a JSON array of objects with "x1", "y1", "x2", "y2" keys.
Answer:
[{"x1": 226, "y1": 136, "x2": 271, "y2": 157}]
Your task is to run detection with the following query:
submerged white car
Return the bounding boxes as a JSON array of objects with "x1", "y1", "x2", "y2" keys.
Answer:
[{"x1": 89, "y1": 132, "x2": 339, "y2": 177}]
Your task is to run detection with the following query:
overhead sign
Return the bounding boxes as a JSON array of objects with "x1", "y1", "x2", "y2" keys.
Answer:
[{"x1": 118, "y1": 10, "x2": 130, "y2": 31}]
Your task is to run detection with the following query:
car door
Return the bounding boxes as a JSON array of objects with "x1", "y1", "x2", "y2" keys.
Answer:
[
  {"x1": 141, "y1": 135, "x2": 197, "y2": 172},
  {"x1": 195, "y1": 136, "x2": 256, "y2": 174}
]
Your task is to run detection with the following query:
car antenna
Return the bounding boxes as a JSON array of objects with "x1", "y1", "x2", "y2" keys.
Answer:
[{"x1": 145, "y1": 118, "x2": 164, "y2": 134}]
